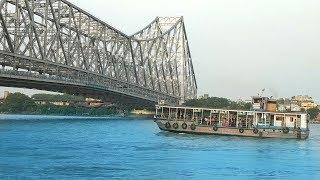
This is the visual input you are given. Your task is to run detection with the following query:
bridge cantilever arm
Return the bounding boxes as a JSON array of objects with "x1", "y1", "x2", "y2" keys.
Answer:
[
  {"x1": 48, "y1": 0, "x2": 68, "y2": 65},
  {"x1": 129, "y1": 39, "x2": 139, "y2": 84},
  {"x1": 0, "y1": 0, "x2": 14, "y2": 53},
  {"x1": 24, "y1": 0, "x2": 45, "y2": 60},
  {"x1": 182, "y1": 20, "x2": 197, "y2": 90}
]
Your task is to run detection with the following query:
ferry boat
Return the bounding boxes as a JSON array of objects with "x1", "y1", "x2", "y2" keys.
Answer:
[{"x1": 154, "y1": 98, "x2": 310, "y2": 139}]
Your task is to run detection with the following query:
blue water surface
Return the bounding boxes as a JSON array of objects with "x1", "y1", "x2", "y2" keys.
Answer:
[{"x1": 0, "y1": 115, "x2": 319, "y2": 179}]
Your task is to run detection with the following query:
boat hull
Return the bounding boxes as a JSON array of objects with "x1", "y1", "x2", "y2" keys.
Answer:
[{"x1": 155, "y1": 119, "x2": 309, "y2": 140}]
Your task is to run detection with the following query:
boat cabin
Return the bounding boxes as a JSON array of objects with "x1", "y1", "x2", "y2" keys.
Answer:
[{"x1": 252, "y1": 96, "x2": 277, "y2": 112}]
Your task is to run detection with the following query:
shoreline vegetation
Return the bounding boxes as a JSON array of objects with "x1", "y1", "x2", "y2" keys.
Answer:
[
  {"x1": 0, "y1": 93, "x2": 119, "y2": 117},
  {"x1": 184, "y1": 97, "x2": 252, "y2": 110}
]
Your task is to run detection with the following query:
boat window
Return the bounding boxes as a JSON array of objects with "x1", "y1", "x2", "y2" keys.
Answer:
[
  {"x1": 156, "y1": 107, "x2": 161, "y2": 117},
  {"x1": 177, "y1": 108, "x2": 185, "y2": 119},
  {"x1": 276, "y1": 116, "x2": 284, "y2": 121},
  {"x1": 162, "y1": 107, "x2": 169, "y2": 118},
  {"x1": 229, "y1": 111, "x2": 237, "y2": 127},
  {"x1": 269, "y1": 115, "x2": 275, "y2": 126},
  {"x1": 203, "y1": 110, "x2": 210, "y2": 117},
  {"x1": 169, "y1": 108, "x2": 177, "y2": 119},
  {"x1": 246, "y1": 115, "x2": 254, "y2": 128},
  {"x1": 193, "y1": 109, "x2": 202, "y2": 122},
  {"x1": 211, "y1": 113, "x2": 219, "y2": 124},
  {"x1": 185, "y1": 109, "x2": 193, "y2": 121}
]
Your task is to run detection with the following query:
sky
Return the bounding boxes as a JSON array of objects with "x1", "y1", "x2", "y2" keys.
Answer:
[{"x1": 1, "y1": 0, "x2": 319, "y2": 102}]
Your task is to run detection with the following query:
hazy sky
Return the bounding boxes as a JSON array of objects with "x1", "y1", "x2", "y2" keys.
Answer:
[{"x1": 1, "y1": 0, "x2": 319, "y2": 102}]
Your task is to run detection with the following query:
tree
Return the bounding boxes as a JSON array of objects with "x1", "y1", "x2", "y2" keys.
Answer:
[
  {"x1": 184, "y1": 97, "x2": 252, "y2": 110},
  {"x1": 0, "y1": 93, "x2": 36, "y2": 113},
  {"x1": 307, "y1": 107, "x2": 320, "y2": 120}
]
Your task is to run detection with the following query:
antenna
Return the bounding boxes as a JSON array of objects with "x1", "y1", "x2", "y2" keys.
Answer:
[{"x1": 258, "y1": 88, "x2": 265, "y2": 97}]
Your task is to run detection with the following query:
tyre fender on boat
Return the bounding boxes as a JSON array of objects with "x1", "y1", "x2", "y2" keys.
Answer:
[
  {"x1": 239, "y1": 128, "x2": 244, "y2": 134},
  {"x1": 297, "y1": 128, "x2": 302, "y2": 139},
  {"x1": 190, "y1": 123, "x2": 196, "y2": 130},
  {"x1": 259, "y1": 131, "x2": 263, "y2": 137},
  {"x1": 283, "y1": 127, "x2": 290, "y2": 134},
  {"x1": 253, "y1": 128, "x2": 259, "y2": 134},
  {"x1": 173, "y1": 123, "x2": 179, "y2": 129},
  {"x1": 165, "y1": 122, "x2": 171, "y2": 129},
  {"x1": 213, "y1": 126, "x2": 218, "y2": 132},
  {"x1": 297, "y1": 131, "x2": 302, "y2": 139},
  {"x1": 182, "y1": 123, "x2": 188, "y2": 129}
]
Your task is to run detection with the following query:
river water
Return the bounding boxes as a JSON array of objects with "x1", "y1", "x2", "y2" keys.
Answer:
[{"x1": 0, "y1": 115, "x2": 319, "y2": 179}]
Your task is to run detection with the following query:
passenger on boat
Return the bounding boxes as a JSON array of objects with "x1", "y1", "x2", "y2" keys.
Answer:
[{"x1": 205, "y1": 117, "x2": 209, "y2": 125}]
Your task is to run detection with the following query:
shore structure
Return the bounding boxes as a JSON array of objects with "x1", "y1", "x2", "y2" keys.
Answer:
[{"x1": 154, "y1": 98, "x2": 309, "y2": 139}]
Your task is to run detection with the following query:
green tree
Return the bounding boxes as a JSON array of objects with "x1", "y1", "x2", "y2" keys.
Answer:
[
  {"x1": 307, "y1": 107, "x2": 320, "y2": 120},
  {"x1": 1, "y1": 93, "x2": 36, "y2": 113},
  {"x1": 184, "y1": 97, "x2": 252, "y2": 110}
]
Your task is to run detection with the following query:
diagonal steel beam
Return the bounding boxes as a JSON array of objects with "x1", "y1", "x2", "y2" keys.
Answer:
[
  {"x1": 48, "y1": 0, "x2": 68, "y2": 65},
  {"x1": 24, "y1": 0, "x2": 45, "y2": 60},
  {"x1": 0, "y1": 13, "x2": 14, "y2": 52}
]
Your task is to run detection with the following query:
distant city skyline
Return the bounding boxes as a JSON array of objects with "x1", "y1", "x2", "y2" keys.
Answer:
[{"x1": 1, "y1": 0, "x2": 319, "y2": 102}]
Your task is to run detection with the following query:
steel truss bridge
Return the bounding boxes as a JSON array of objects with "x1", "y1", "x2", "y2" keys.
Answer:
[{"x1": 0, "y1": 0, "x2": 197, "y2": 106}]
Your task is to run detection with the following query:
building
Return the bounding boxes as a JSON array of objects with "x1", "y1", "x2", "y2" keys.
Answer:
[
  {"x1": 290, "y1": 103, "x2": 301, "y2": 112},
  {"x1": 131, "y1": 109, "x2": 154, "y2": 115},
  {"x1": 292, "y1": 95, "x2": 313, "y2": 102},
  {"x1": 291, "y1": 95, "x2": 317, "y2": 110},
  {"x1": 277, "y1": 104, "x2": 286, "y2": 112},
  {"x1": 4, "y1": 91, "x2": 10, "y2": 99},
  {"x1": 34, "y1": 100, "x2": 70, "y2": 106},
  {"x1": 276, "y1": 98, "x2": 291, "y2": 112},
  {"x1": 198, "y1": 94, "x2": 209, "y2": 100},
  {"x1": 203, "y1": 94, "x2": 209, "y2": 99},
  {"x1": 52, "y1": 101, "x2": 70, "y2": 106},
  {"x1": 0, "y1": 91, "x2": 11, "y2": 104},
  {"x1": 301, "y1": 101, "x2": 318, "y2": 110},
  {"x1": 85, "y1": 98, "x2": 105, "y2": 108},
  {"x1": 316, "y1": 114, "x2": 320, "y2": 123}
]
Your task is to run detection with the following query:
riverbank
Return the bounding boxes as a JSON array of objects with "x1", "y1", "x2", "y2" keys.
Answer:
[
  {"x1": 0, "y1": 113, "x2": 156, "y2": 120},
  {"x1": 0, "y1": 92, "x2": 121, "y2": 117},
  {"x1": 0, "y1": 114, "x2": 125, "y2": 120},
  {"x1": 0, "y1": 108, "x2": 120, "y2": 117}
]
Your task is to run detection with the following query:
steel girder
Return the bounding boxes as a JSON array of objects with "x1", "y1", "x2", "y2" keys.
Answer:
[{"x1": 0, "y1": 0, "x2": 197, "y2": 104}]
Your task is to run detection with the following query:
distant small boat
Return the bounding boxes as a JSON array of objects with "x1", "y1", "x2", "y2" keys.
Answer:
[{"x1": 154, "y1": 103, "x2": 310, "y2": 140}]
